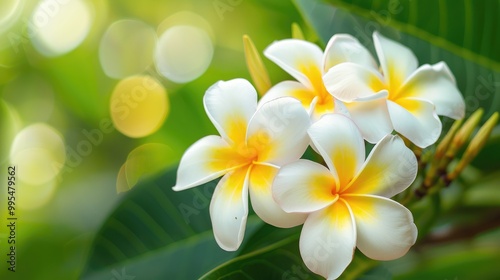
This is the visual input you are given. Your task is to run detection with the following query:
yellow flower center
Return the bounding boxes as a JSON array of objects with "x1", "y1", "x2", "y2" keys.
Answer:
[{"x1": 292, "y1": 64, "x2": 335, "y2": 116}]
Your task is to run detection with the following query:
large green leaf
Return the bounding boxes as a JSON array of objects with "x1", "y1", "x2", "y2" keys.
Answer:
[
  {"x1": 199, "y1": 224, "x2": 321, "y2": 280},
  {"x1": 82, "y1": 168, "x2": 262, "y2": 279},
  {"x1": 294, "y1": 0, "x2": 500, "y2": 120},
  {"x1": 201, "y1": 222, "x2": 386, "y2": 280},
  {"x1": 324, "y1": 0, "x2": 499, "y2": 64}
]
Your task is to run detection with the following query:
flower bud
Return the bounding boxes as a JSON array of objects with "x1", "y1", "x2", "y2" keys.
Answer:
[{"x1": 243, "y1": 35, "x2": 272, "y2": 96}]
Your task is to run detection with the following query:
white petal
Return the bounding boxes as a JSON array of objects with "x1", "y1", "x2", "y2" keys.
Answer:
[
  {"x1": 344, "y1": 135, "x2": 417, "y2": 198},
  {"x1": 398, "y1": 62, "x2": 465, "y2": 119},
  {"x1": 248, "y1": 164, "x2": 307, "y2": 227},
  {"x1": 345, "y1": 91, "x2": 393, "y2": 143},
  {"x1": 308, "y1": 114, "x2": 365, "y2": 188},
  {"x1": 258, "y1": 81, "x2": 336, "y2": 122},
  {"x1": 300, "y1": 199, "x2": 356, "y2": 280},
  {"x1": 204, "y1": 78, "x2": 257, "y2": 143},
  {"x1": 324, "y1": 62, "x2": 385, "y2": 102},
  {"x1": 264, "y1": 39, "x2": 324, "y2": 88},
  {"x1": 373, "y1": 31, "x2": 418, "y2": 89},
  {"x1": 388, "y1": 98, "x2": 442, "y2": 148},
  {"x1": 258, "y1": 81, "x2": 316, "y2": 112},
  {"x1": 345, "y1": 194, "x2": 417, "y2": 260},
  {"x1": 174, "y1": 136, "x2": 233, "y2": 191},
  {"x1": 323, "y1": 34, "x2": 378, "y2": 71},
  {"x1": 210, "y1": 167, "x2": 249, "y2": 251},
  {"x1": 273, "y1": 160, "x2": 338, "y2": 213},
  {"x1": 247, "y1": 97, "x2": 310, "y2": 166}
]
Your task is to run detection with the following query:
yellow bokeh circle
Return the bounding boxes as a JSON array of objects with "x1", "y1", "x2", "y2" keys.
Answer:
[
  {"x1": 110, "y1": 75, "x2": 169, "y2": 138},
  {"x1": 9, "y1": 123, "x2": 66, "y2": 185}
]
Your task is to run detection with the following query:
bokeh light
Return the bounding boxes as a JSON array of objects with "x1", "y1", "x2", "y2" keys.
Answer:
[
  {"x1": 16, "y1": 177, "x2": 57, "y2": 210},
  {"x1": 157, "y1": 11, "x2": 214, "y2": 41},
  {"x1": 29, "y1": 0, "x2": 92, "y2": 57},
  {"x1": 110, "y1": 75, "x2": 169, "y2": 138},
  {"x1": 9, "y1": 123, "x2": 66, "y2": 185},
  {"x1": 116, "y1": 143, "x2": 174, "y2": 193},
  {"x1": 155, "y1": 25, "x2": 214, "y2": 83},
  {"x1": 99, "y1": 19, "x2": 157, "y2": 79},
  {"x1": 0, "y1": 0, "x2": 24, "y2": 35}
]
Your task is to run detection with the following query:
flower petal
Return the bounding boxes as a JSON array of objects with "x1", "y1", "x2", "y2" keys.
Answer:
[
  {"x1": 258, "y1": 81, "x2": 316, "y2": 112},
  {"x1": 323, "y1": 34, "x2": 378, "y2": 71},
  {"x1": 398, "y1": 62, "x2": 465, "y2": 119},
  {"x1": 174, "y1": 135, "x2": 234, "y2": 191},
  {"x1": 373, "y1": 31, "x2": 418, "y2": 89},
  {"x1": 345, "y1": 134, "x2": 417, "y2": 197},
  {"x1": 209, "y1": 166, "x2": 249, "y2": 251},
  {"x1": 247, "y1": 97, "x2": 310, "y2": 166},
  {"x1": 388, "y1": 98, "x2": 442, "y2": 148},
  {"x1": 204, "y1": 78, "x2": 257, "y2": 143},
  {"x1": 249, "y1": 164, "x2": 307, "y2": 227},
  {"x1": 300, "y1": 199, "x2": 356, "y2": 280},
  {"x1": 324, "y1": 62, "x2": 386, "y2": 102},
  {"x1": 273, "y1": 160, "x2": 337, "y2": 213},
  {"x1": 264, "y1": 39, "x2": 323, "y2": 89},
  {"x1": 345, "y1": 91, "x2": 393, "y2": 143},
  {"x1": 308, "y1": 114, "x2": 365, "y2": 188},
  {"x1": 345, "y1": 194, "x2": 417, "y2": 260}
]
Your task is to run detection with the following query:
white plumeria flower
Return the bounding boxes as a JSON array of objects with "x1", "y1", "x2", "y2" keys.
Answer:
[
  {"x1": 324, "y1": 32, "x2": 465, "y2": 148},
  {"x1": 261, "y1": 37, "x2": 393, "y2": 143},
  {"x1": 273, "y1": 114, "x2": 418, "y2": 280},
  {"x1": 173, "y1": 78, "x2": 310, "y2": 251}
]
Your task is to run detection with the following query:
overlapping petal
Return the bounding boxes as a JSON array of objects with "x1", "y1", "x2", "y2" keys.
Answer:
[
  {"x1": 258, "y1": 81, "x2": 316, "y2": 112},
  {"x1": 210, "y1": 166, "x2": 250, "y2": 251},
  {"x1": 204, "y1": 78, "x2": 257, "y2": 143},
  {"x1": 398, "y1": 62, "x2": 465, "y2": 119},
  {"x1": 344, "y1": 91, "x2": 393, "y2": 143},
  {"x1": 323, "y1": 34, "x2": 377, "y2": 71},
  {"x1": 247, "y1": 97, "x2": 310, "y2": 166},
  {"x1": 324, "y1": 62, "x2": 386, "y2": 102},
  {"x1": 345, "y1": 134, "x2": 417, "y2": 197},
  {"x1": 373, "y1": 32, "x2": 418, "y2": 89},
  {"x1": 248, "y1": 164, "x2": 307, "y2": 227},
  {"x1": 273, "y1": 160, "x2": 338, "y2": 213},
  {"x1": 174, "y1": 135, "x2": 235, "y2": 191},
  {"x1": 308, "y1": 114, "x2": 365, "y2": 187},
  {"x1": 345, "y1": 194, "x2": 417, "y2": 260},
  {"x1": 264, "y1": 39, "x2": 323, "y2": 88},
  {"x1": 388, "y1": 98, "x2": 442, "y2": 148},
  {"x1": 300, "y1": 199, "x2": 356, "y2": 280}
]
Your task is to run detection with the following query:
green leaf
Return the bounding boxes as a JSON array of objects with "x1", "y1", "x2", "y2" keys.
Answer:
[
  {"x1": 201, "y1": 223, "x2": 383, "y2": 280},
  {"x1": 323, "y1": 0, "x2": 499, "y2": 64},
  {"x1": 82, "y1": 168, "x2": 260, "y2": 279},
  {"x1": 293, "y1": 0, "x2": 500, "y2": 120},
  {"x1": 393, "y1": 236, "x2": 500, "y2": 279},
  {"x1": 200, "y1": 224, "x2": 322, "y2": 280}
]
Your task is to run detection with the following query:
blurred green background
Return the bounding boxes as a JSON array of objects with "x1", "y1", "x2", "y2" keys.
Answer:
[{"x1": 0, "y1": 0, "x2": 499, "y2": 279}]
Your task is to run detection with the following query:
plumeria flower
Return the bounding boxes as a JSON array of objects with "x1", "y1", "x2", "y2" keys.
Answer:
[
  {"x1": 324, "y1": 32, "x2": 465, "y2": 148},
  {"x1": 273, "y1": 114, "x2": 418, "y2": 279},
  {"x1": 173, "y1": 78, "x2": 310, "y2": 251},
  {"x1": 261, "y1": 37, "x2": 393, "y2": 143}
]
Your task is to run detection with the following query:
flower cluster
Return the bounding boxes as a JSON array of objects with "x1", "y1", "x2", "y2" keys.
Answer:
[{"x1": 173, "y1": 32, "x2": 465, "y2": 279}]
